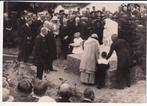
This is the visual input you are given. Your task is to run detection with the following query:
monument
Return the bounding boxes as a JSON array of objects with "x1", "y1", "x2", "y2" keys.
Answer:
[{"x1": 67, "y1": 18, "x2": 118, "y2": 87}]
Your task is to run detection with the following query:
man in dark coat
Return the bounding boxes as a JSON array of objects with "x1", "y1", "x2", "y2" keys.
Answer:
[
  {"x1": 60, "y1": 17, "x2": 70, "y2": 59},
  {"x1": 79, "y1": 17, "x2": 90, "y2": 40},
  {"x1": 106, "y1": 34, "x2": 132, "y2": 89},
  {"x1": 18, "y1": 18, "x2": 33, "y2": 62},
  {"x1": 96, "y1": 14, "x2": 105, "y2": 45},
  {"x1": 4, "y1": 13, "x2": 14, "y2": 48},
  {"x1": 33, "y1": 27, "x2": 49, "y2": 79},
  {"x1": 34, "y1": 27, "x2": 57, "y2": 79},
  {"x1": 46, "y1": 29, "x2": 57, "y2": 71}
]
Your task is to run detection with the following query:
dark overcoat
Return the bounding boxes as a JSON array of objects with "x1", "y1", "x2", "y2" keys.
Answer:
[
  {"x1": 107, "y1": 39, "x2": 132, "y2": 69},
  {"x1": 106, "y1": 38, "x2": 132, "y2": 88},
  {"x1": 18, "y1": 24, "x2": 33, "y2": 62},
  {"x1": 33, "y1": 34, "x2": 50, "y2": 65}
]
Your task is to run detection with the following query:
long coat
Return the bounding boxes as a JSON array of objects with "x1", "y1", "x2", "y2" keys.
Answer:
[
  {"x1": 80, "y1": 37, "x2": 100, "y2": 73},
  {"x1": 46, "y1": 30, "x2": 57, "y2": 60},
  {"x1": 106, "y1": 39, "x2": 132, "y2": 69},
  {"x1": 18, "y1": 24, "x2": 33, "y2": 62},
  {"x1": 19, "y1": 24, "x2": 33, "y2": 49},
  {"x1": 33, "y1": 32, "x2": 56, "y2": 65},
  {"x1": 106, "y1": 38, "x2": 132, "y2": 88},
  {"x1": 33, "y1": 34, "x2": 50, "y2": 65}
]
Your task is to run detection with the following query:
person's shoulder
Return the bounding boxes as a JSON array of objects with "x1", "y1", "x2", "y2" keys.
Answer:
[
  {"x1": 36, "y1": 34, "x2": 41, "y2": 39},
  {"x1": 14, "y1": 96, "x2": 38, "y2": 102},
  {"x1": 117, "y1": 39, "x2": 127, "y2": 44},
  {"x1": 35, "y1": 35, "x2": 42, "y2": 41},
  {"x1": 21, "y1": 24, "x2": 26, "y2": 28}
]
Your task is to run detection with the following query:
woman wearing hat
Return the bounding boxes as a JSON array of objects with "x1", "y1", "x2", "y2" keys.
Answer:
[{"x1": 80, "y1": 34, "x2": 100, "y2": 84}]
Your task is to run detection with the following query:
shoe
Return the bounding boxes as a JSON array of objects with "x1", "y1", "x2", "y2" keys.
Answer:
[
  {"x1": 44, "y1": 70, "x2": 50, "y2": 73},
  {"x1": 114, "y1": 86, "x2": 124, "y2": 89},
  {"x1": 96, "y1": 85, "x2": 102, "y2": 89},
  {"x1": 50, "y1": 69, "x2": 57, "y2": 72}
]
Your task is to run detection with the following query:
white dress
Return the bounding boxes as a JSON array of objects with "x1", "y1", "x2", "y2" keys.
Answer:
[{"x1": 72, "y1": 37, "x2": 83, "y2": 54}]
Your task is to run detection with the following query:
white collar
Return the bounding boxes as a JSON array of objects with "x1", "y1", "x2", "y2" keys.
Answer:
[
  {"x1": 26, "y1": 23, "x2": 29, "y2": 27},
  {"x1": 83, "y1": 98, "x2": 92, "y2": 102},
  {"x1": 40, "y1": 33, "x2": 45, "y2": 37},
  {"x1": 98, "y1": 58, "x2": 109, "y2": 64}
]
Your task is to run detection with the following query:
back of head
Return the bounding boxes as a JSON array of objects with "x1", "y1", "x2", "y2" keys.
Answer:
[
  {"x1": 40, "y1": 27, "x2": 49, "y2": 35},
  {"x1": 111, "y1": 34, "x2": 118, "y2": 42},
  {"x1": 34, "y1": 79, "x2": 48, "y2": 96},
  {"x1": 58, "y1": 83, "x2": 72, "y2": 99},
  {"x1": 83, "y1": 88, "x2": 95, "y2": 101},
  {"x1": 17, "y1": 79, "x2": 33, "y2": 94},
  {"x1": 101, "y1": 51, "x2": 107, "y2": 58},
  {"x1": 91, "y1": 33, "x2": 98, "y2": 40}
]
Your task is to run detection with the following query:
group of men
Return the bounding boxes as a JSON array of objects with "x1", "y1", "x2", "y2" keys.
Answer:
[{"x1": 4, "y1": 5, "x2": 108, "y2": 80}]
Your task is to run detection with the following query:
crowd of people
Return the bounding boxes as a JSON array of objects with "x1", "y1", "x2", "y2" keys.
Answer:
[
  {"x1": 3, "y1": 77, "x2": 95, "y2": 102},
  {"x1": 3, "y1": 3, "x2": 146, "y2": 102},
  {"x1": 4, "y1": 4, "x2": 108, "y2": 80}
]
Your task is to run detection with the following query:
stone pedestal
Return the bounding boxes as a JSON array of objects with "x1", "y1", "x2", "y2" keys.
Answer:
[{"x1": 67, "y1": 54, "x2": 81, "y2": 74}]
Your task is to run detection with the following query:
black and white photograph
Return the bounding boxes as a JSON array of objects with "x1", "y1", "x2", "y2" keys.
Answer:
[{"x1": 2, "y1": 1, "x2": 146, "y2": 103}]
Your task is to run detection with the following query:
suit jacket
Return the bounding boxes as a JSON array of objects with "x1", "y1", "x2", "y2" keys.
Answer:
[
  {"x1": 33, "y1": 34, "x2": 50, "y2": 64},
  {"x1": 20, "y1": 24, "x2": 33, "y2": 47}
]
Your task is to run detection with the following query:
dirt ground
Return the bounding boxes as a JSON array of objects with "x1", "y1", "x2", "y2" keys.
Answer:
[
  {"x1": 3, "y1": 57, "x2": 146, "y2": 103},
  {"x1": 2, "y1": 48, "x2": 146, "y2": 103}
]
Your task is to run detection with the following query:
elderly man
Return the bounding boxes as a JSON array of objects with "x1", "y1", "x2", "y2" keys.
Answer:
[
  {"x1": 43, "y1": 21, "x2": 57, "y2": 71},
  {"x1": 106, "y1": 34, "x2": 132, "y2": 89},
  {"x1": 33, "y1": 27, "x2": 51, "y2": 80}
]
